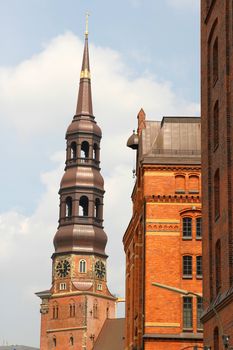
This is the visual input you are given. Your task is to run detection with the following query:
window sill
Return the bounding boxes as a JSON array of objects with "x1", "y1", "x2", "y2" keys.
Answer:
[
  {"x1": 196, "y1": 275, "x2": 203, "y2": 280},
  {"x1": 182, "y1": 237, "x2": 192, "y2": 241},
  {"x1": 189, "y1": 190, "x2": 199, "y2": 194},
  {"x1": 197, "y1": 328, "x2": 204, "y2": 333},
  {"x1": 175, "y1": 190, "x2": 186, "y2": 194},
  {"x1": 196, "y1": 236, "x2": 202, "y2": 240},
  {"x1": 183, "y1": 328, "x2": 193, "y2": 332},
  {"x1": 182, "y1": 275, "x2": 193, "y2": 279}
]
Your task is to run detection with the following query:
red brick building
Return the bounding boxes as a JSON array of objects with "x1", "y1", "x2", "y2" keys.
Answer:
[
  {"x1": 36, "y1": 25, "x2": 117, "y2": 350},
  {"x1": 201, "y1": 1, "x2": 233, "y2": 349},
  {"x1": 123, "y1": 110, "x2": 203, "y2": 350}
]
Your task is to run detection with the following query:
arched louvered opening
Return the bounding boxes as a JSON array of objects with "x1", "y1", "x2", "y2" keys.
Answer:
[
  {"x1": 93, "y1": 143, "x2": 99, "y2": 161},
  {"x1": 65, "y1": 197, "x2": 72, "y2": 218},
  {"x1": 94, "y1": 198, "x2": 101, "y2": 219},
  {"x1": 81, "y1": 141, "x2": 89, "y2": 161},
  {"x1": 79, "y1": 196, "x2": 89, "y2": 216},
  {"x1": 70, "y1": 142, "x2": 77, "y2": 159}
]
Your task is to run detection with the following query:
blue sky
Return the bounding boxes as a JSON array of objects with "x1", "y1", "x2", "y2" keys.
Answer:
[{"x1": 0, "y1": 0, "x2": 200, "y2": 346}]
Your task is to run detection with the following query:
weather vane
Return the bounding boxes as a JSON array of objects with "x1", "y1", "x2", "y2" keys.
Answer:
[{"x1": 85, "y1": 12, "x2": 90, "y2": 36}]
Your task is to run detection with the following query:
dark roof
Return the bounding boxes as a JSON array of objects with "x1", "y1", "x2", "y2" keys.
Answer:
[
  {"x1": 0, "y1": 346, "x2": 39, "y2": 350},
  {"x1": 93, "y1": 318, "x2": 125, "y2": 350},
  {"x1": 140, "y1": 116, "x2": 201, "y2": 165}
]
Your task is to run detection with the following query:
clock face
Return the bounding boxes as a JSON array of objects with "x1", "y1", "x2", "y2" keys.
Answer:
[
  {"x1": 95, "y1": 260, "x2": 106, "y2": 279},
  {"x1": 56, "y1": 259, "x2": 71, "y2": 278}
]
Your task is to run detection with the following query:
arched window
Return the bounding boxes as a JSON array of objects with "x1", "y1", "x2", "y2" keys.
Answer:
[
  {"x1": 70, "y1": 335, "x2": 74, "y2": 346},
  {"x1": 79, "y1": 259, "x2": 86, "y2": 273},
  {"x1": 93, "y1": 143, "x2": 98, "y2": 161},
  {"x1": 66, "y1": 197, "x2": 72, "y2": 218},
  {"x1": 175, "y1": 175, "x2": 185, "y2": 193},
  {"x1": 53, "y1": 336, "x2": 57, "y2": 347},
  {"x1": 214, "y1": 327, "x2": 219, "y2": 350},
  {"x1": 52, "y1": 303, "x2": 59, "y2": 319},
  {"x1": 94, "y1": 198, "x2": 100, "y2": 218},
  {"x1": 213, "y1": 37, "x2": 218, "y2": 83},
  {"x1": 189, "y1": 175, "x2": 199, "y2": 193},
  {"x1": 79, "y1": 196, "x2": 88, "y2": 216},
  {"x1": 106, "y1": 303, "x2": 109, "y2": 318},
  {"x1": 215, "y1": 239, "x2": 221, "y2": 294},
  {"x1": 182, "y1": 217, "x2": 192, "y2": 238},
  {"x1": 196, "y1": 217, "x2": 202, "y2": 238},
  {"x1": 93, "y1": 300, "x2": 98, "y2": 318},
  {"x1": 69, "y1": 300, "x2": 75, "y2": 318},
  {"x1": 81, "y1": 141, "x2": 89, "y2": 161},
  {"x1": 214, "y1": 100, "x2": 219, "y2": 149},
  {"x1": 183, "y1": 256, "x2": 192, "y2": 278},
  {"x1": 70, "y1": 142, "x2": 77, "y2": 159},
  {"x1": 196, "y1": 256, "x2": 202, "y2": 277},
  {"x1": 214, "y1": 169, "x2": 220, "y2": 219}
]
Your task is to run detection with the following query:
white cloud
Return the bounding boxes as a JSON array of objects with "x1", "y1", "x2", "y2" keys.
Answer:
[
  {"x1": 0, "y1": 32, "x2": 199, "y2": 346},
  {"x1": 167, "y1": 0, "x2": 199, "y2": 10}
]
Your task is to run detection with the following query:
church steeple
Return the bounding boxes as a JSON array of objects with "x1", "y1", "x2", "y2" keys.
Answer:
[
  {"x1": 76, "y1": 13, "x2": 93, "y2": 117},
  {"x1": 37, "y1": 18, "x2": 116, "y2": 350},
  {"x1": 53, "y1": 18, "x2": 107, "y2": 257}
]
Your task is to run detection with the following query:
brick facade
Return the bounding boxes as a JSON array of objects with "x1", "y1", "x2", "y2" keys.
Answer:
[
  {"x1": 201, "y1": 0, "x2": 233, "y2": 349},
  {"x1": 124, "y1": 112, "x2": 203, "y2": 349}
]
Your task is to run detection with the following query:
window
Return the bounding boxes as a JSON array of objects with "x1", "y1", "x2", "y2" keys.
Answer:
[
  {"x1": 183, "y1": 256, "x2": 192, "y2": 278},
  {"x1": 196, "y1": 256, "x2": 202, "y2": 278},
  {"x1": 79, "y1": 196, "x2": 89, "y2": 216},
  {"x1": 97, "y1": 283, "x2": 102, "y2": 291},
  {"x1": 183, "y1": 297, "x2": 193, "y2": 329},
  {"x1": 53, "y1": 337, "x2": 57, "y2": 347},
  {"x1": 59, "y1": 282, "x2": 66, "y2": 290},
  {"x1": 53, "y1": 303, "x2": 59, "y2": 319},
  {"x1": 65, "y1": 197, "x2": 72, "y2": 218},
  {"x1": 197, "y1": 297, "x2": 203, "y2": 330},
  {"x1": 189, "y1": 175, "x2": 199, "y2": 193},
  {"x1": 213, "y1": 38, "x2": 219, "y2": 83},
  {"x1": 81, "y1": 141, "x2": 89, "y2": 161},
  {"x1": 214, "y1": 169, "x2": 220, "y2": 219},
  {"x1": 214, "y1": 327, "x2": 219, "y2": 350},
  {"x1": 183, "y1": 218, "x2": 192, "y2": 238},
  {"x1": 94, "y1": 198, "x2": 100, "y2": 218},
  {"x1": 196, "y1": 218, "x2": 202, "y2": 238},
  {"x1": 69, "y1": 302, "x2": 75, "y2": 318},
  {"x1": 70, "y1": 336, "x2": 74, "y2": 346},
  {"x1": 175, "y1": 175, "x2": 185, "y2": 193},
  {"x1": 70, "y1": 142, "x2": 77, "y2": 159},
  {"x1": 79, "y1": 259, "x2": 86, "y2": 273},
  {"x1": 93, "y1": 300, "x2": 98, "y2": 318},
  {"x1": 215, "y1": 239, "x2": 221, "y2": 294},
  {"x1": 214, "y1": 101, "x2": 219, "y2": 149}
]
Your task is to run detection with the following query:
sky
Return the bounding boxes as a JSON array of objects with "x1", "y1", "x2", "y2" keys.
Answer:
[{"x1": 0, "y1": 0, "x2": 200, "y2": 347}]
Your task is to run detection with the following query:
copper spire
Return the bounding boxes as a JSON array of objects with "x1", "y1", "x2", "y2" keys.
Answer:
[{"x1": 76, "y1": 14, "x2": 93, "y2": 117}]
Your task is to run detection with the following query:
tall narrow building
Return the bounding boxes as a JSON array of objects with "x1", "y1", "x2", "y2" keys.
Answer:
[
  {"x1": 201, "y1": 1, "x2": 233, "y2": 349},
  {"x1": 124, "y1": 111, "x2": 203, "y2": 350},
  {"x1": 36, "y1": 22, "x2": 116, "y2": 350}
]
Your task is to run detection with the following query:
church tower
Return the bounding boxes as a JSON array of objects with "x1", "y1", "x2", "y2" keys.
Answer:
[{"x1": 37, "y1": 18, "x2": 116, "y2": 350}]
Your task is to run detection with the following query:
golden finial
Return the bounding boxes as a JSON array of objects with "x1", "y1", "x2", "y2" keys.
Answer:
[{"x1": 85, "y1": 12, "x2": 90, "y2": 37}]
